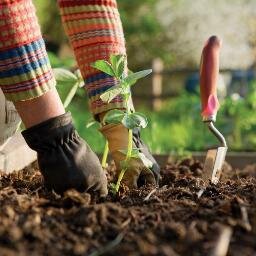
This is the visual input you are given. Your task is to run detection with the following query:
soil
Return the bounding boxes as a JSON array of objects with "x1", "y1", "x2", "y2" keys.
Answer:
[{"x1": 0, "y1": 159, "x2": 256, "y2": 256}]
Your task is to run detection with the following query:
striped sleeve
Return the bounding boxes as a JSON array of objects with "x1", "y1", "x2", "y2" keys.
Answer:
[
  {"x1": 58, "y1": 0, "x2": 127, "y2": 115},
  {"x1": 0, "y1": 0, "x2": 56, "y2": 102}
]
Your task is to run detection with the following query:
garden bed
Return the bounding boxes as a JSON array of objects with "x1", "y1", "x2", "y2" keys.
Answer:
[{"x1": 0, "y1": 159, "x2": 256, "y2": 256}]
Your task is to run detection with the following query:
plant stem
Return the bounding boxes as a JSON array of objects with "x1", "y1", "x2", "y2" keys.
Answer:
[
  {"x1": 115, "y1": 168, "x2": 126, "y2": 193},
  {"x1": 114, "y1": 101, "x2": 133, "y2": 193},
  {"x1": 114, "y1": 81, "x2": 133, "y2": 193},
  {"x1": 101, "y1": 141, "x2": 109, "y2": 168},
  {"x1": 125, "y1": 93, "x2": 133, "y2": 160},
  {"x1": 126, "y1": 129, "x2": 133, "y2": 160},
  {"x1": 125, "y1": 94, "x2": 131, "y2": 114}
]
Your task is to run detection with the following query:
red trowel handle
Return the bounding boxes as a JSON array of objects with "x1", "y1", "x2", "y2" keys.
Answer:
[{"x1": 200, "y1": 36, "x2": 222, "y2": 122}]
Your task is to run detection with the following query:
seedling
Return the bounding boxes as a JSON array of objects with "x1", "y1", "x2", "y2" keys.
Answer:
[
  {"x1": 53, "y1": 68, "x2": 84, "y2": 108},
  {"x1": 91, "y1": 55, "x2": 153, "y2": 193}
]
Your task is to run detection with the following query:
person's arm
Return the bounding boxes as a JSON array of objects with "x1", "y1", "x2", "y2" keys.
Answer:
[
  {"x1": 58, "y1": 0, "x2": 127, "y2": 116},
  {"x1": 58, "y1": 0, "x2": 160, "y2": 188},
  {"x1": 0, "y1": 0, "x2": 55, "y2": 103},
  {"x1": 0, "y1": 0, "x2": 107, "y2": 195}
]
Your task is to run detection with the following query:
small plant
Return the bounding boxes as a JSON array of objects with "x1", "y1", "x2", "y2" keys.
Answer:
[
  {"x1": 53, "y1": 68, "x2": 84, "y2": 108},
  {"x1": 91, "y1": 55, "x2": 153, "y2": 193}
]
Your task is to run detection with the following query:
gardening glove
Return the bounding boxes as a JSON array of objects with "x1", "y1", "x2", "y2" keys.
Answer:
[
  {"x1": 22, "y1": 112, "x2": 108, "y2": 196},
  {"x1": 100, "y1": 123, "x2": 160, "y2": 188},
  {"x1": 0, "y1": 90, "x2": 21, "y2": 150}
]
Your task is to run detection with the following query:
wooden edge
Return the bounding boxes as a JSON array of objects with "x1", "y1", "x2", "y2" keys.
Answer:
[{"x1": 98, "y1": 152, "x2": 256, "y2": 169}]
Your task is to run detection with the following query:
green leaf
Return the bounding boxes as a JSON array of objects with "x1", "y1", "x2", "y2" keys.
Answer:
[
  {"x1": 103, "y1": 109, "x2": 126, "y2": 124},
  {"x1": 53, "y1": 68, "x2": 78, "y2": 84},
  {"x1": 133, "y1": 112, "x2": 148, "y2": 128},
  {"x1": 122, "y1": 112, "x2": 148, "y2": 129},
  {"x1": 118, "y1": 81, "x2": 130, "y2": 93},
  {"x1": 63, "y1": 83, "x2": 79, "y2": 108},
  {"x1": 100, "y1": 85, "x2": 123, "y2": 103},
  {"x1": 91, "y1": 60, "x2": 115, "y2": 77},
  {"x1": 86, "y1": 118, "x2": 97, "y2": 128},
  {"x1": 77, "y1": 81, "x2": 85, "y2": 88},
  {"x1": 122, "y1": 114, "x2": 135, "y2": 129},
  {"x1": 110, "y1": 54, "x2": 119, "y2": 69},
  {"x1": 109, "y1": 183, "x2": 117, "y2": 194},
  {"x1": 74, "y1": 69, "x2": 83, "y2": 80},
  {"x1": 110, "y1": 54, "x2": 126, "y2": 78},
  {"x1": 118, "y1": 148, "x2": 140, "y2": 158},
  {"x1": 138, "y1": 152, "x2": 153, "y2": 168},
  {"x1": 123, "y1": 69, "x2": 152, "y2": 87},
  {"x1": 117, "y1": 57, "x2": 126, "y2": 79}
]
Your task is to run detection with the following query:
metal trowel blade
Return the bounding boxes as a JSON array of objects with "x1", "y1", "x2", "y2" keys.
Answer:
[{"x1": 202, "y1": 146, "x2": 227, "y2": 185}]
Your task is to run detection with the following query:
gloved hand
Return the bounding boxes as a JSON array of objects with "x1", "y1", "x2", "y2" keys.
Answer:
[
  {"x1": 100, "y1": 123, "x2": 160, "y2": 188},
  {"x1": 22, "y1": 112, "x2": 108, "y2": 196}
]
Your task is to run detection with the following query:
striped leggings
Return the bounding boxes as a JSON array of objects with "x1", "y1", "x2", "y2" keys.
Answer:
[{"x1": 0, "y1": 0, "x2": 126, "y2": 115}]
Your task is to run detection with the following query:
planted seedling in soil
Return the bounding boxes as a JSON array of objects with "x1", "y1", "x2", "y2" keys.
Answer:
[{"x1": 91, "y1": 55, "x2": 153, "y2": 194}]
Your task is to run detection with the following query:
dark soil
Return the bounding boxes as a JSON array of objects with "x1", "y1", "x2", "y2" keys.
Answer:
[{"x1": 0, "y1": 159, "x2": 256, "y2": 256}]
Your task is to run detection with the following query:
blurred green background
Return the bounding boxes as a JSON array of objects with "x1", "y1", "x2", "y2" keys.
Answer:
[{"x1": 34, "y1": 0, "x2": 256, "y2": 153}]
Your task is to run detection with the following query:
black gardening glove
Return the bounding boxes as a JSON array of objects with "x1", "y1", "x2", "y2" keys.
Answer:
[{"x1": 22, "y1": 112, "x2": 107, "y2": 196}]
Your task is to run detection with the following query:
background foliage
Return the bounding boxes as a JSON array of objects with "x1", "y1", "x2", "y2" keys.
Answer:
[{"x1": 35, "y1": 0, "x2": 256, "y2": 69}]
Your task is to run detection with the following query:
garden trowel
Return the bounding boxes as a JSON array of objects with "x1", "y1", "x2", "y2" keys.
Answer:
[{"x1": 199, "y1": 36, "x2": 227, "y2": 186}]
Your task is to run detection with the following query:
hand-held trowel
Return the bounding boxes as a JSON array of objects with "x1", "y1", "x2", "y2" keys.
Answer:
[{"x1": 199, "y1": 36, "x2": 227, "y2": 186}]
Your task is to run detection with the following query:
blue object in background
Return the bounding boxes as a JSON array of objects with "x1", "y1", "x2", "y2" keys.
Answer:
[
  {"x1": 229, "y1": 69, "x2": 256, "y2": 97},
  {"x1": 185, "y1": 69, "x2": 256, "y2": 97},
  {"x1": 185, "y1": 73, "x2": 199, "y2": 94}
]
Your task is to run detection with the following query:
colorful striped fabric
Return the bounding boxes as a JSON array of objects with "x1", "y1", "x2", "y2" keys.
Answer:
[
  {"x1": 0, "y1": 0, "x2": 56, "y2": 102},
  {"x1": 58, "y1": 0, "x2": 127, "y2": 115}
]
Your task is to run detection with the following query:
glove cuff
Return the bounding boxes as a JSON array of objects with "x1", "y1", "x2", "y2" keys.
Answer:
[
  {"x1": 22, "y1": 112, "x2": 75, "y2": 150},
  {"x1": 99, "y1": 123, "x2": 129, "y2": 153}
]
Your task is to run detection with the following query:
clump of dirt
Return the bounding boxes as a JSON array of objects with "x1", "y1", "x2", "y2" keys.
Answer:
[{"x1": 0, "y1": 159, "x2": 255, "y2": 256}]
